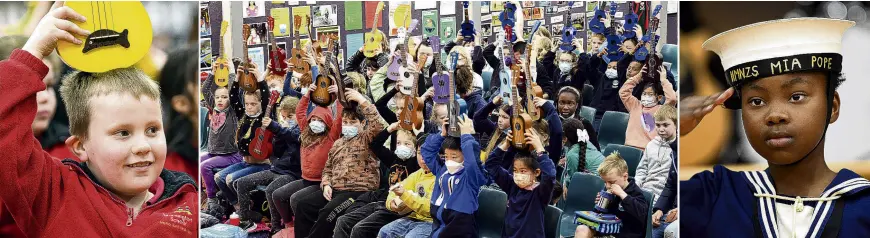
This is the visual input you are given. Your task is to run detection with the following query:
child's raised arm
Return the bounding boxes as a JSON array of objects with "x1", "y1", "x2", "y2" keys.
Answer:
[
  {"x1": 619, "y1": 71, "x2": 642, "y2": 111},
  {"x1": 229, "y1": 71, "x2": 246, "y2": 119},
  {"x1": 458, "y1": 116, "x2": 487, "y2": 186},
  {"x1": 661, "y1": 69, "x2": 677, "y2": 106},
  {"x1": 296, "y1": 92, "x2": 312, "y2": 131},
  {"x1": 0, "y1": 3, "x2": 91, "y2": 235},
  {"x1": 485, "y1": 146, "x2": 514, "y2": 192},
  {"x1": 421, "y1": 133, "x2": 446, "y2": 174}
]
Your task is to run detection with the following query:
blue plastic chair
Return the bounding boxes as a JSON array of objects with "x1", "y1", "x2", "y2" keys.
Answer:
[
  {"x1": 580, "y1": 106, "x2": 597, "y2": 124},
  {"x1": 597, "y1": 111, "x2": 630, "y2": 148},
  {"x1": 642, "y1": 190, "x2": 655, "y2": 238},
  {"x1": 602, "y1": 144, "x2": 644, "y2": 177},
  {"x1": 545, "y1": 205, "x2": 563, "y2": 238},
  {"x1": 477, "y1": 187, "x2": 508, "y2": 238},
  {"x1": 662, "y1": 44, "x2": 678, "y2": 82},
  {"x1": 558, "y1": 172, "x2": 605, "y2": 238}
]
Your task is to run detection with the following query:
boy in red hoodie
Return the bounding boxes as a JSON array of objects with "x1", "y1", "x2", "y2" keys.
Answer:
[{"x1": 0, "y1": 3, "x2": 198, "y2": 237}]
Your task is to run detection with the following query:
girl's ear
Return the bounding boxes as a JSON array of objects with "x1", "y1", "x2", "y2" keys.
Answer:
[
  {"x1": 657, "y1": 95, "x2": 664, "y2": 103},
  {"x1": 535, "y1": 169, "x2": 542, "y2": 178}
]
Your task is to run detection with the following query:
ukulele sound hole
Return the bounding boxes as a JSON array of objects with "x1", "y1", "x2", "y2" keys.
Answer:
[
  {"x1": 320, "y1": 81, "x2": 326, "y2": 87},
  {"x1": 83, "y1": 29, "x2": 130, "y2": 53},
  {"x1": 514, "y1": 124, "x2": 520, "y2": 130}
]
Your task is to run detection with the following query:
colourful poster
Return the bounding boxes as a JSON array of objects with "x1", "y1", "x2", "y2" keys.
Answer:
[
  {"x1": 345, "y1": 33, "x2": 365, "y2": 61},
  {"x1": 440, "y1": 17, "x2": 455, "y2": 45},
  {"x1": 344, "y1": 1, "x2": 362, "y2": 30},
  {"x1": 270, "y1": 7, "x2": 291, "y2": 37},
  {"x1": 389, "y1": 2, "x2": 412, "y2": 36},
  {"x1": 292, "y1": 6, "x2": 311, "y2": 36},
  {"x1": 314, "y1": 26, "x2": 340, "y2": 49},
  {"x1": 244, "y1": 1, "x2": 265, "y2": 17},
  {"x1": 491, "y1": 1, "x2": 504, "y2": 11},
  {"x1": 365, "y1": 1, "x2": 385, "y2": 29},
  {"x1": 422, "y1": 10, "x2": 439, "y2": 38},
  {"x1": 491, "y1": 12, "x2": 502, "y2": 27}
]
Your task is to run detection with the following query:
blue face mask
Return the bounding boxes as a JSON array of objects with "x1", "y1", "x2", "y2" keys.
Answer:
[{"x1": 342, "y1": 125, "x2": 359, "y2": 138}]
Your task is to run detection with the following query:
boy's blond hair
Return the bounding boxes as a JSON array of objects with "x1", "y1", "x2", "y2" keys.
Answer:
[
  {"x1": 591, "y1": 33, "x2": 606, "y2": 41},
  {"x1": 654, "y1": 104, "x2": 677, "y2": 124},
  {"x1": 59, "y1": 68, "x2": 160, "y2": 139},
  {"x1": 279, "y1": 96, "x2": 299, "y2": 114},
  {"x1": 597, "y1": 152, "x2": 628, "y2": 176}
]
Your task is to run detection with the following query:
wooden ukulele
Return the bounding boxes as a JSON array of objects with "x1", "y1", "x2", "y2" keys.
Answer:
[
  {"x1": 289, "y1": 15, "x2": 310, "y2": 76},
  {"x1": 267, "y1": 16, "x2": 287, "y2": 77},
  {"x1": 363, "y1": 2, "x2": 385, "y2": 58},
  {"x1": 430, "y1": 36, "x2": 451, "y2": 104},
  {"x1": 642, "y1": 6, "x2": 664, "y2": 82},
  {"x1": 214, "y1": 21, "x2": 230, "y2": 87},
  {"x1": 56, "y1": 1, "x2": 152, "y2": 73},
  {"x1": 446, "y1": 52, "x2": 468, "y2": 137},
  {"x1": 239, "y1": 24, "x2": 259, "y2": 92},
  {"x1": 311, "y1": 37, "x2": 337, "y2": 107},
  {"x1": 522, "y1": 21, "x2": 544, "y2": 121},
  {"x1": 249, "y1": 91, "x2": 280, "y2": 160},
  {"x1": 398, "y1": 46, "x2": 424, "y2": 131},
  {"x1": 324, "y1": 37, "x2": 352, "y2": 108},
  {"x1": 510, "y1": 85, "x2": 533, "y2": 149}
]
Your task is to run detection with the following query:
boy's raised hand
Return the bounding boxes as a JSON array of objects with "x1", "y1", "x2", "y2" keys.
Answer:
[
  {"x1": 680, "y1": 88, "x2": 734, "y2": 136},
  {"x1": 262, "y1": 117, "x2": 272, "y2": 128},
  {"x1": 23, "y1": 1, "x2": 90, "y2": 59},
  {"x1": 458, "y1": 114, "x2": 475, "y2": 135},
  {"x1": 499, "y1": 130, "x2": 513, "y2": 150},
  {"x1": 525, "y1": 129, "x2": 545, "y2": 153},
  {"x1": 493, "y1": 95, "x2": 503, "y2": 105}
]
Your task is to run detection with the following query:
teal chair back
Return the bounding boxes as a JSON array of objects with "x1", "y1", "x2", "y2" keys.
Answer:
[
  {"x1": 661, "y1": 44, "x2": 678, "y2": 78},
  {"x1": 582, "y1": 84, "x2": 594, "y2": 106},
  {"x1": 559, "y1": 172, "x2": 605, "y2": 237},
  {"x1": 477, "y1": 187, "x2": 508, "y2": 238},
  {"x1": 602, "y1": 144, "x2": 644, "y2": 177},
  {"x1": 597, "y1": 111, "x2": 630, "y2": 148},
  {"x1": 580, "y1": 106, "x2": 596, "y2": 123},
  {"x1": 545, "y1": 205, "x2": 562, "y2": 238},
  {"x1": 642, "y1": 190, "x2": 655, "y2": 238},
  {"x1": 482, "y1": 68, "x2": 493, "y2": 90}
]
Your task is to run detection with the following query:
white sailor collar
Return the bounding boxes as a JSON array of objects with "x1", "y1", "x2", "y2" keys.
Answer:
[{"x1": 742, "y1": 169, "x2": 870, "y2": 238}]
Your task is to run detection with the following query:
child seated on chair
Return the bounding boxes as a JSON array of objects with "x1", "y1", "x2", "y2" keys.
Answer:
[
  {"x1": 0, "y1": 4, "x2": 197, "y2": 236},
  {"x1": 377, "y1": 134, "x2": 437, "y2": 238},
  {"x1": 619, "y1": 65, "x2": 676, "y2": 149},
  {"x1": 421, "y1": 115, "x2": 487, "y2": 237},
  {"x1": 635, "y1": 105, "x2": 676, "y2": 204},
  {"x1": 485, "y1": 128, "x2": 557, "y2": 238},
  {"x1": 574, "y1": 153, "x2": 648, "y2": 238}
]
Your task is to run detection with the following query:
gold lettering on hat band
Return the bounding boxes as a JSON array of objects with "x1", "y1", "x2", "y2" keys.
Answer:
[{"x1": 729, "y1": 65, "x2": 759, "y2": 83}]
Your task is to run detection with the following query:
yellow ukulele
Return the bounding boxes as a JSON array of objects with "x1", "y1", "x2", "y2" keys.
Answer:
[
  {"x1": 214, "y1": 21, "x2": 230, "y2": 87},
  {"x1": 363, "y1": 2, "x2": 385, "y2": 58},
  {"x1": 56, "y1": 1, "x2": 152, "y2": 73}
]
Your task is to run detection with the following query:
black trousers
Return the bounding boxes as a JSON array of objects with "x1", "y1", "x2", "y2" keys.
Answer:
[
  {"x1": 233, "y1": 170, "x2": 298, "y2": 226},
  {"x1": 271, "y1": 179, "x2": 319, "y2": 228},
  {"x1": 290, "y1": 187, "x2": 365, "y2": 238},
  {"x1": 333, "y1": 202, "x2": 402, "y2": 238}
]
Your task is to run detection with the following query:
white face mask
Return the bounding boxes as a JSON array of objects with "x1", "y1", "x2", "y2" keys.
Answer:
[
  {"x1": 342, "y1": 125, "x2": 359, "y2": 138},
  {"x1": 513, "y1": 173, "x2": 534, "y2": 189},
  {"x1": 387, "y1": 98, "x2": 398, "y2": 112},
  {"x1": 445, "y1": 160, "x2": 464, "y2": 174},
  {"x1": 424, "y1": 56, "x2": 434, "y2": 68},
  {"x1": 309, "y1": 120, "x2": 326, "y2": 134},
  {"x1": 641, "y1": 95, "x2": 657, "y2": 108},
  {"x1": 395, "y1": 145, "x2": 415, "y2": 160},
  {"x1": 558, "y1": 62, "x2": 572, "y2": 73},
  {"x1": 605, "y1": 68, "x2": 618, "y2": 79}
]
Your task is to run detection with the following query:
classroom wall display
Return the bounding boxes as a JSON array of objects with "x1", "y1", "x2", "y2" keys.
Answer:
[
  {"x1": 200, "y1": 38, "x2": 212, "y2": 70},
  {"x1": 201, "y1": 1, "x2": 670, "y2": 72}
]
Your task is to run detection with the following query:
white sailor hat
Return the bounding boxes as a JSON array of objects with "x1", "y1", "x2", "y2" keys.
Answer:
[{"x1": 702, "y1": 18, "x2": 854, "y2": 109}]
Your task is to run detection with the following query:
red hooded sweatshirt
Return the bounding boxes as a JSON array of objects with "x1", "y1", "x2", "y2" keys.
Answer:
[
  {"x1": 0, "y1": 49, "x2": 199, "y2": 237},
  {"x1": 295, "y1": 93, "x2": 342, "y2": 181}
]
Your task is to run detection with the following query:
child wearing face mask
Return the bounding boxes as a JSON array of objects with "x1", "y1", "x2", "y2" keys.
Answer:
[
  {"x1": 485, "y1": 128, "x2": 557, "y2": 238},
  {"x1": 422, "y1": 116, "x2": 487, "y2": 237},
  {"x1": 290, "y1": 88, "x2": 385, "y2": 238},
  {"x1": 377, "y1": 134, "x2": 437, "y2": 237},
  {"x1": 329, "y1": 127, "x2": 426, "y2": 238},
  {"x1": 590, "y1": 60, "x2": 629, "y2": 130},
  {"x1": 269, "y1": 82, "x2": 343, "y2": 232},
  {"x1": 619, "y1": 65, "x2": 676, "y2": 149}
]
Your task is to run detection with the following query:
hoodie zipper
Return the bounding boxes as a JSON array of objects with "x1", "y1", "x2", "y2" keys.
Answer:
[{"x1": 126, "y1": 208, "x2": 134, "y2": 227}]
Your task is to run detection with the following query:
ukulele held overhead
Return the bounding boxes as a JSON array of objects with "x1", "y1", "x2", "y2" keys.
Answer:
[{"x1": 57, "y1": 1, "x2": 152, "y2": 73}]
